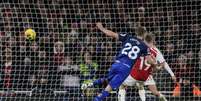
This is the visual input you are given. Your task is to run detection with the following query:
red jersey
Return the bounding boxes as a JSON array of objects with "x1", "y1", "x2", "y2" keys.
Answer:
[{"x1": 130, "y1": 47, "x2": 165, "y2": 81}]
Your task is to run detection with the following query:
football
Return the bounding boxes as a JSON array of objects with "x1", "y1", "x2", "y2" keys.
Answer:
[{"x1": 25, "y1": 28, "x2": 36, "y2": 40}]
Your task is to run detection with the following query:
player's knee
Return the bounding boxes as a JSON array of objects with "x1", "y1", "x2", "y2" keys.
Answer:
[{"x1": 136, "y1": 83, "x2": 144, "y2": 90}]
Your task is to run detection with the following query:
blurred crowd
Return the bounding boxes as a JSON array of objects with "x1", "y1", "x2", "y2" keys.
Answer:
[{"x1": 0, "y1": 0, "x2": 201, "y2": 98}]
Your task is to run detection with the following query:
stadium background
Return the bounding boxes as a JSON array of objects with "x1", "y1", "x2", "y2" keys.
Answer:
[{"x1": 0, "y1": 0, "x2": 201, "y2": 101}]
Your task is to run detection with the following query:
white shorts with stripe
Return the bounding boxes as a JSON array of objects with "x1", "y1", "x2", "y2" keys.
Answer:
[{"x1": 123, "y1": 75, "x2": 156, "y2": 86}]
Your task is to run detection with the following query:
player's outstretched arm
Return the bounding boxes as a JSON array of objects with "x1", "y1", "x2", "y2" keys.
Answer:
[
  {"x1": 155, "y1": 49, "x2": 176, "y2": 82},
  {"x1": 96, "y1": 22, "x2": 119, "y2": 39},
  {"x1": 163, "y1": 62, "x2": 176, "y2": 82}
]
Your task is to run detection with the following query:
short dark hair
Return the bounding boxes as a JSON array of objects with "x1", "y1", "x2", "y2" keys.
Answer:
[
  {"x1": 135, "y1": 26, "x2": 147, "y2": 37},
  {"x1": 145, "y1": 33, "x2": 155, "y2": 43}
]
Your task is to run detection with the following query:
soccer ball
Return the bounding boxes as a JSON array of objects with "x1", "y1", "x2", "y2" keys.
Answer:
[{"x1": 25, "y1": 28, "x2": 36, "y2": 40}]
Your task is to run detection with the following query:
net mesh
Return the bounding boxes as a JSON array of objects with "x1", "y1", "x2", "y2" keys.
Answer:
[{"x1": 0, "y1": 0, "x2": 200, "y2": 101}]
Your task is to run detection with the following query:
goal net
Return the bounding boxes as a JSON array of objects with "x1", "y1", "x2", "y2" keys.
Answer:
[{"x1": 0, "y1": 0, "x2": 200, "y2": 101}]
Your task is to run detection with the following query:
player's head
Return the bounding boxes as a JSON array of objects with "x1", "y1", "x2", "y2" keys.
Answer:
[
  {"x1": 144, "y1": 33, "x2": 155, "y2": 46},
  {"x1": 54, "y1": 41, "x2": 64, "y2": 53},
  {"x1": 135, "y1": 26, "x2": 147, "y2": 39}
]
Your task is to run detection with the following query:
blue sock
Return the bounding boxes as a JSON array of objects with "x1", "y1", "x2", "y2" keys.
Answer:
[
  {"x1": 93, "y1": 78, "x2": 104, "y2": 86},
  {"x1": 93, "y1": 90, "x2": 109, "y2": 101}
]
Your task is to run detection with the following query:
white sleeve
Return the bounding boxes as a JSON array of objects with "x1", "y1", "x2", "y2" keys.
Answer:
[
  {"x1": 155, "y1": 47, "x2": 175, "y2": 77},
  {"x1": 155, "y1": 48, "x2": 165, "y2": 64},
  {"x1": 164, "y1": 62, "x2": 175, "y2": 77}
]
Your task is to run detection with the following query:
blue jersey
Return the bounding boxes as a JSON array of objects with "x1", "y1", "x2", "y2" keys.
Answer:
[
  {"x1": 115, "y1": 33, "x2": 150, "y2": 68},
  {"x1": 92, "y1": 33, "x2": 150, "y2": 94}
]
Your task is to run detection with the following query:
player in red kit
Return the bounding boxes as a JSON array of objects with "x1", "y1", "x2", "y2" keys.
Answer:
[
  {"x1": 130, "y1": 47, "x2": 158, "y2": 81},
  {"x1": 118, "y1": 33, "x2": 176, "y2": 101}
]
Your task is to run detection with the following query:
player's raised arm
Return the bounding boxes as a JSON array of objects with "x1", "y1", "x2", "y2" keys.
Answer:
[
  {"x1": 96, "y1": 22, "x2": 119, "y2": 39},
  {"x1": 163, "y1": 62, "x2": 176, "y2": 82},
  {"x1": 156, "y1": 50, "x2": 176, "y2": 82},
  {"x1": 152, "y1": 46, "x2": 176, "y2": 82}
]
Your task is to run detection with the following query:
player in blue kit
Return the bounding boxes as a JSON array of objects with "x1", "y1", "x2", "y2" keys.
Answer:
[{"x1": 81, "y1": 23, "x2": 156, "y2": 101}]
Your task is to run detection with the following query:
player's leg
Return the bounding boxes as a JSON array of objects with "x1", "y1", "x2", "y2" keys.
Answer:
[
  {"x1": 147, "y1": 85, "x2": 167, "y2": 101},
  {"x1": 118, "y1": 85, "x2": 126, "y2": 101},
  {"x1": 118, "y1": 75, "x2": 137, "y2": 101},
  {"x1": 145, "y1": 76, "x2": 167, "y2": 101},
  {"x1": 94, "y1": 74, "x2": 125, "y2": 101},
  {"x1": 81, "y1": 66, "x2": 115, "y2": 90},
  {"x1": 93, "y1": 84, "x2": 112, "y2": 101},
  {"x1": 93, "y1": 78, "x2": 107, "y2": 86},
  {"x1": 94, "y1": 64, "x2": 130, "y2": 101},
  {"x1": 81, "y1": 78, "x2": 108, "y2": 90},
  {"x1": 136, "y1": 83, "x2": 146, "y2": 101},
  {"x1": 147, "y1": 85, "x2": 160, "y2": 96}
]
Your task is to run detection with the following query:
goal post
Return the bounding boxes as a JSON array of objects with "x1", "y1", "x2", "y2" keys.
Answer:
[{"x1": 0, "y1": 0, "x2": 200, "y2": 101}]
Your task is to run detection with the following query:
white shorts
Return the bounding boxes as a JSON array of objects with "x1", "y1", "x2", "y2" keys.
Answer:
[
  {"x1": 144, "y1": 75, "x2": 156, "y2": 85},
  {"x1": 123, "y1": 75, "x2": 143, "y2": 86},
  {"x1": 123, "y1": 75, "x2": 156, "y2": 86}
]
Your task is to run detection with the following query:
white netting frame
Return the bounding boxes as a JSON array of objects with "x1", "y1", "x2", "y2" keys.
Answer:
[{"x1": 0, "y1": 0, "x2": 200, "y2": 101}]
